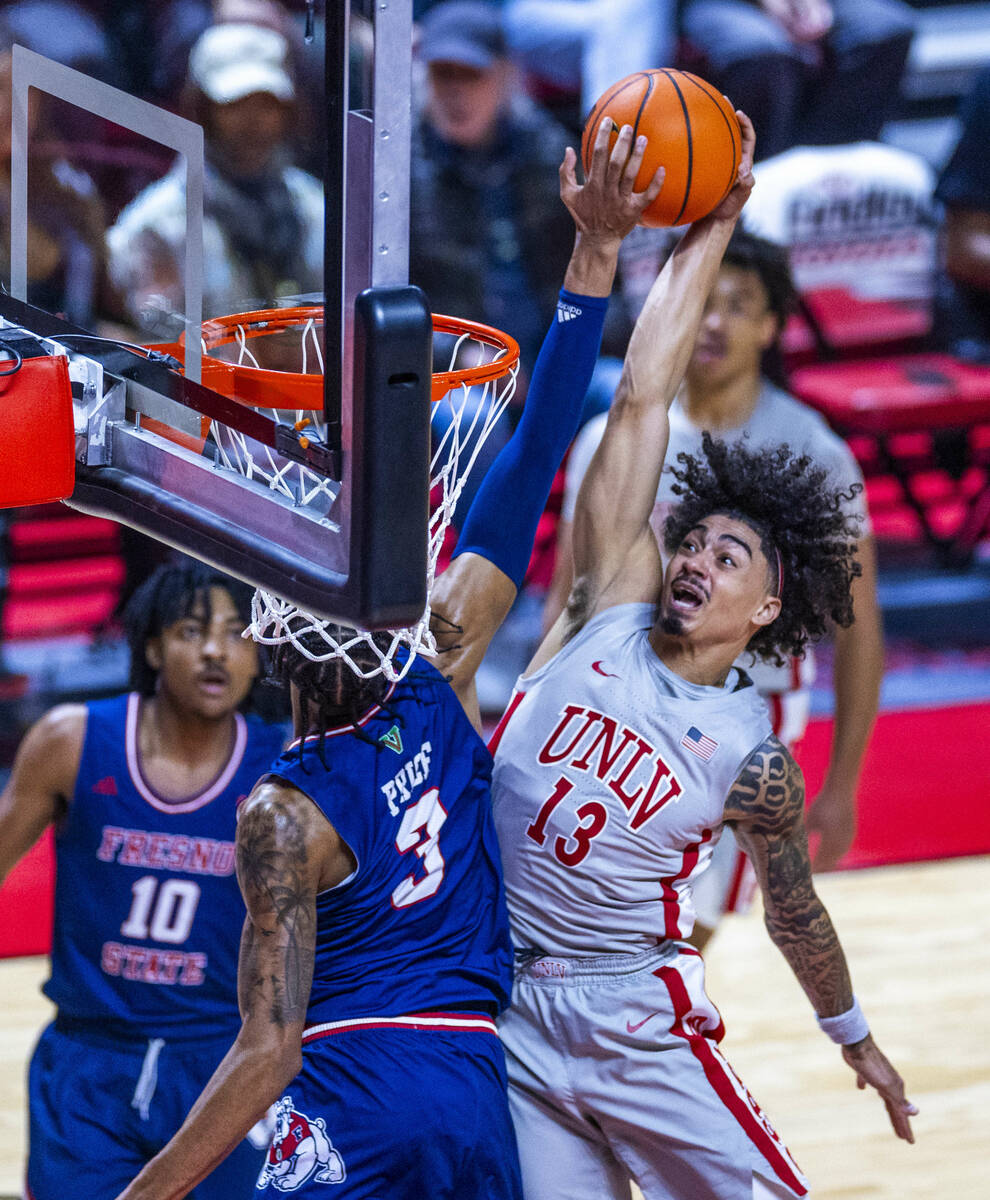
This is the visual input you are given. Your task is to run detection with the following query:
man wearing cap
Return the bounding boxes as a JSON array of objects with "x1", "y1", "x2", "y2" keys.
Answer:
[
  {"x1": 107, "y1": 21, "x2": 323, "y2": 338},
  {"x1": 410, "y1": 0, "x2": 579, "y2": 379}
]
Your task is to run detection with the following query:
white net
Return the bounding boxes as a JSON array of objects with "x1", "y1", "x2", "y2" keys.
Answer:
[
  {"x1": 204, "y1": 310, "x2": 519, "y2": 681},
  {"x1": 209, "y1": 313, "x2": 340, "y2": 518}
]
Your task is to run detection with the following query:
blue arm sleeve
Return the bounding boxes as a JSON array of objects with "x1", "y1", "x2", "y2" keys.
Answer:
[{"x1": 451, "y1": 288, "x2": 609, "y2": 587}]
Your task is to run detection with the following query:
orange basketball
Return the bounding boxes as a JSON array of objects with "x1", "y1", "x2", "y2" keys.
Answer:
[{"x1": 582, "y1": 69, "x2": 741, "y2": 228}]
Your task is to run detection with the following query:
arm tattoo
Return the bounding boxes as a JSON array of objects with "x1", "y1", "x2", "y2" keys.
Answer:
[
  {"x1": 236, "y1": 798, "x2": 317, "y2": 1027},
  {"x1": 726, "y1": 736, "x2": 853, "y2": 1016}
]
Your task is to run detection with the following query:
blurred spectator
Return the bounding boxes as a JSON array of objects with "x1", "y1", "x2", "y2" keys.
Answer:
[
  {"x1": 503, "y1": 0, "x2": 676, "y2": 119},
  {"x1": 934, "y1": 64, "x2": 990, "y2": 362},
  {"x1": 106, "y1": 21, "x2": 323, "y2": 338},
  {"x1": 681, "y1": 0, "x2": 915, "y2": 160},
  {"x1": 213, "y1": 0, "x2": 325, "y2": 176},
  {"x1": 410, "y1": 0, "x2": 574, "y2": 375},
  {"x1": 102, "y1": 1, "x2": 213, "y2": 103},
  {"x1": 0, "y1": 1, "x2": 213, "y2": 102},
  {"x1": 0, "y1": 40, "x2": 113, "y2": 329},
  {"x1": 0, "y1": 1, "x2": 113, "y2": 80}
]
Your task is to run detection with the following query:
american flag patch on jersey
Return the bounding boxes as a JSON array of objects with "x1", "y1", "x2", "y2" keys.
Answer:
[{"x1": 681, "y1": 726, "x2": 718, "y2": 761}]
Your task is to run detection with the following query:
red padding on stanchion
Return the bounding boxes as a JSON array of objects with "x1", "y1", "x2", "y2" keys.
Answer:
[{"x1": 0, "y1": 353, "x2": 75, "y2": 507}]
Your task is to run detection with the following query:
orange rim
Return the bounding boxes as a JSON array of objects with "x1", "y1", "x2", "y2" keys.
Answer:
[
  {"x1": 158, "y1": 306, "x2": 520, "y2": 411},
  {"x1": 429, "y1": 312, "x2": 520, "y2": 401}
]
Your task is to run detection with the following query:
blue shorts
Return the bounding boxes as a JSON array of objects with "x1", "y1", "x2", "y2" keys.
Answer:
[
  {"x1": 27, "y1": 1020, "x2": 269, "y2": 1200},
  {"x1": 257, "y1": 1015, "x2": 523, "y2": 1199}
]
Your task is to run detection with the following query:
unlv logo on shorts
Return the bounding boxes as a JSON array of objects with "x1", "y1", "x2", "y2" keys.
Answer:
[{"x1": 257, "y1": 1095, "x2": 346, "y2": 1191}]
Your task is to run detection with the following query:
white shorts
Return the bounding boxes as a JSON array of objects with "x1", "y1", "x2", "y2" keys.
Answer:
[
  {"x1": 500, "y1": 943, "x2": 808, "y2": 1200},
  {"x1": 692, "y1": 688, "x2": 810, "y2": 929}
]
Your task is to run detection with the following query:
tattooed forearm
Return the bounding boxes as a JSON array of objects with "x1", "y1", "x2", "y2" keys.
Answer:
[
  {"x1": 236, "y1": 794, "x2": 317, "y2": 1027},
  {"x1": 726, "y1": 737, "x2": 853, "y2": 1017}
]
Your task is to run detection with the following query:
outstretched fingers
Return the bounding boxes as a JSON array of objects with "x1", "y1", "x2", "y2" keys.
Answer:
[
  {"x1": 558, "y1": 117, "x2": 665, "y2": 239},
  {"x1": 606, "y1": 122, "x2": 636, "y2": 191},
  {"x1": 735, "y1": 108, "x2": 756, "y2": 187},
  {"x1": 588, "y1": 113, "x2": 617, "y2": 182},
  {"x1": 842, "y1": 1040, "x2": 918, "y2": 1144},
  {"x1": 707, "y1": 107, "x2": 756, "y2": 222},
  {"x1": 617, "y1": 131, "x2": 665, "y2": 217},
  {"x1": 636, "y1": 158, "x2": 665, "y2": 214},
  {"x1": 559, "y1": 145, "x2": 579, "y2": 204}
]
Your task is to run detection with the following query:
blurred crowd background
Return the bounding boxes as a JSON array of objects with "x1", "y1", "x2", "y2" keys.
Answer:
[{"x1": 0, "y1": 0, "x2": 987, "y2": 730}]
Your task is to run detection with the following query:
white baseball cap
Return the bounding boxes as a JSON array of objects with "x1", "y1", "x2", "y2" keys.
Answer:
[{"x1": 189, "y1": 23, "x2": 294, "y2": 105}]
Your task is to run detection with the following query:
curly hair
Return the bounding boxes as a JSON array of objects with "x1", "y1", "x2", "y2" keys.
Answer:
[
  {"x1": 662, "y1": 433, "x2": 863, "y2": 664},
  {"x1": 272, "y1": 627, "x2": 395, "y2": 766}
]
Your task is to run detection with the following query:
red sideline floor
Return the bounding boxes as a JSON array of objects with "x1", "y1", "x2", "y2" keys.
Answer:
[
  {"x1": 1, "y1": 703, "x2": 988, "y2": 959},
  {"x1": 794, "y1": 701, "x2": 990, "y2": 869}
]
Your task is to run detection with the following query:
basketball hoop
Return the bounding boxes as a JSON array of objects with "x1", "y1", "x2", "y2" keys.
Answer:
[{"x1": 163, "y1": 304, "x2": 520, "y2": 681}]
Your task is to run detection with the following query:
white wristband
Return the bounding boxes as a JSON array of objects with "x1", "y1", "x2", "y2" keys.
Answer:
[{"x1": 816, "y1": 997, "x2": 870, "y2": 1045}]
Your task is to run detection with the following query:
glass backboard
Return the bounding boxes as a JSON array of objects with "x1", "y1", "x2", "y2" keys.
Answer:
[{"x1": 0, "y1": 0, "x2": 432, "y2": 629}]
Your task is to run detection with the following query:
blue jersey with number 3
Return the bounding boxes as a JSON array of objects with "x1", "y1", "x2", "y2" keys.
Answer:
[
  {"x1": 269, "y1": 658, "x2": 514, "y2": 1024},
  {"x1": 44, "y1": 693, "x2": 286, "y2": 1040}
]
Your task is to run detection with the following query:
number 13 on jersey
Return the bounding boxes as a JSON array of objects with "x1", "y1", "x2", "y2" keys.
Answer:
[{"x1": 526, "y1": 776, "x2": 609, "y2": 867}]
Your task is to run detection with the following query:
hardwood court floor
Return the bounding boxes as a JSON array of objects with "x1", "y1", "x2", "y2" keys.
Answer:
[{"x1": 1, "y1": 855, "x2": 987, "y2": 1199}]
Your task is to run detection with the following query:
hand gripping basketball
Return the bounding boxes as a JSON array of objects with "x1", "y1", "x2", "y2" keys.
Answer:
[
  {"x1": 582, "y1": 69, "x2": 750, "y2": 227},
  {"x1": 560, "y1": 117, "x2": 666, "y2": 242}
]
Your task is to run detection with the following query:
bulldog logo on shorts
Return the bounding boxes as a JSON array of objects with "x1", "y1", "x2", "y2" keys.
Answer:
[{"x1": 256, "y1": 1095, "x2": 346, "y2": 1191}]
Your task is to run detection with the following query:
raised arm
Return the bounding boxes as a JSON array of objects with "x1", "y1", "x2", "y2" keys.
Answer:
[
  {"x1": 725, "y1": 735, "x2": 917, "y2": 1143},
  {"x1": 0, "y1": 704, "x2": 84, "y2": 886},
  {"x1": 116, "y1": 781, "x2": 345, "y2": 1200},
  {"x1": 558, "y1": 116, "x2": 757, "y2": 650},
  {"x1": 805, "y1": 532, "x2": 883, "y2": 870},
  {"x1": 429, "y1": 117, "x2": 664, "y2": 725}
]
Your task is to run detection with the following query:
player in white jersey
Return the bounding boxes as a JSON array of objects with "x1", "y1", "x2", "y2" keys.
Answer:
[
  {"x1": 544, "y1": 229, "x2": 884, "y2": 947},
  {"x1": 489, "y1": 124, "x2": 915, "y2": 1199}
]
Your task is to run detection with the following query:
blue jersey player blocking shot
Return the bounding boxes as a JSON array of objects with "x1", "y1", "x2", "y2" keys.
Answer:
[
  {"x1": 113, "y1": 119, "x2": 666, "y2": 1200},
  {"x1": 0, "y1": 562, "x2": 287, "y2": 1200}
]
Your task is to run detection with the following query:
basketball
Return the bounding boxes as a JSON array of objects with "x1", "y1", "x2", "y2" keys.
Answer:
[{"x1": 582, "y1": 69, "x2": 742, "y2": 228}]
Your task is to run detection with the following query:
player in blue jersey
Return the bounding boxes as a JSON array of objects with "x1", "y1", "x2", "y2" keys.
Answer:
[
  {"x1": 0, "y1": 561, "x2": 287, "y2": 1200},
  {"x1": 109, "y1": 120, "x2": 737, "y2": 1200}
]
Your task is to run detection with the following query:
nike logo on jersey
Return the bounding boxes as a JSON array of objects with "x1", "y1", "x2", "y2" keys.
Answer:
[
  {"x1": 92, "y1": 775, "x2": 118, "y2": 795},
  {"x1": 626, "y1": 1010, "x2": 664, "y2": 1034},
  {"x1": 591, "y1": 660, "x2": 620, "y2": 679},
  {"x1": 556, "y1": 302, "x2": 583, "y2": 323}
]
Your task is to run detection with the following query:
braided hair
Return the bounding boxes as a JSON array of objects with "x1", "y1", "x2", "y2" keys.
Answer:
[
  {"x1": 272, "y1": 627, "x2": 396, "y2": 766},
  {"x1": 662, "y1": 433, "x2": 863, "y2": 665}
]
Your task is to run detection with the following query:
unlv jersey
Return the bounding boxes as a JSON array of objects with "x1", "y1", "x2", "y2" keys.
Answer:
[
  {"x1": 268, "y1": 656, "x2": 514, "y2": 1025},
  {"x1": 44, "y1": 693, "x2": 286, "y2": 1040},
  {"x1": 490, "y1": 604, "x2": 772, "y2": 954}
]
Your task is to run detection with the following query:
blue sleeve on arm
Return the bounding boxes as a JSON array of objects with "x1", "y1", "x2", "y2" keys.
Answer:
[{"x1": 452, "y1": 288, "x2": 609, "y2": 587}]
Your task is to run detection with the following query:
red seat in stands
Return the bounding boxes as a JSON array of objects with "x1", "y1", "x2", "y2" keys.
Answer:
[{"x1": 2, "y1": 504, "x2": 124, "y2": 640}]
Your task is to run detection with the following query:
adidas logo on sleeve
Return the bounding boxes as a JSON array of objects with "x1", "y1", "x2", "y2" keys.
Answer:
[{"x1": 556, "y1": 302, "x2": 583, "y2": 323}]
